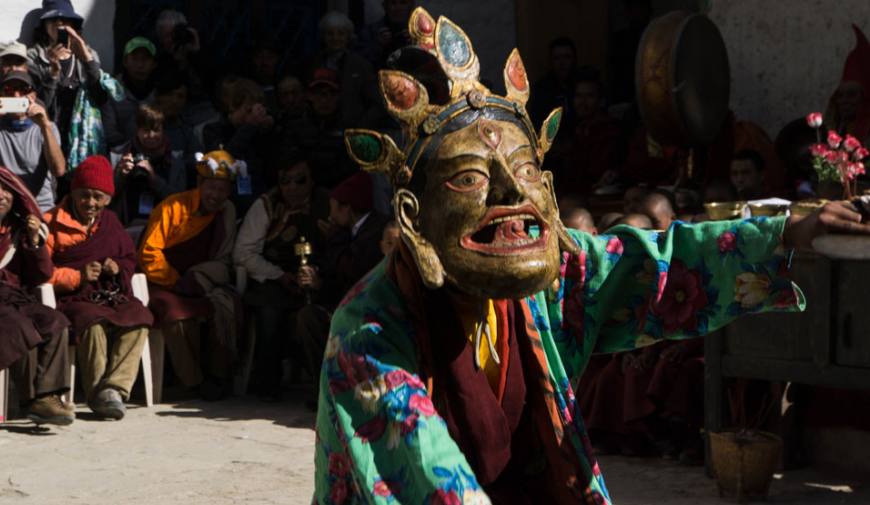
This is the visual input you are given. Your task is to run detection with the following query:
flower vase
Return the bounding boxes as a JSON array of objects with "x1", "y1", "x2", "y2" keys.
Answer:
[{"x1": 816, "y1": 181, "x2": 843, "y2": 200}]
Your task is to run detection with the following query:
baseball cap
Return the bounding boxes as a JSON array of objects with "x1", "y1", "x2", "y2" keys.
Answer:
[
  {"x1": 124, "y1": 36, "x2": 157, "y2": 57},
  {"x1": 1, "y1": 70, "x2": 35, "y2": 89},
  {"x1": 0, "y1": 42, "x2": 28, "y2": 61},
  {"x1": 309, "y1": 68, "x2": 340, "y2": 90}
]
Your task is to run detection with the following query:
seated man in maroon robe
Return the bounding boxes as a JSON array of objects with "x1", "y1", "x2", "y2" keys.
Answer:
[
  {"x1": 44, "y1": 156, "x2": 154, "y2": 419},
  {"x1": 0, "y1": 165, "x2": 73, "y2": 426},
  {"x1": 555, "y1": 67, "x2": 623, "y2": 196},
  {"x1": 138, "y1": 150, "x2": 240, "y2": 400}
]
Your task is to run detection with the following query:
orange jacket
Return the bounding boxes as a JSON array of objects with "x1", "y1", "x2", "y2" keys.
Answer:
[
  {"x1": 43, "y1": 200, "x2": 100, "y2": 293},
  {"x1": 138, "y1": 188, "x2": 217, "y2": 288}
]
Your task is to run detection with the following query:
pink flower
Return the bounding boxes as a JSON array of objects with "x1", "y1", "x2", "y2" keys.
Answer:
[
  {"x1": 605, "y1": 236, "x2": 624, "y2": 255},
  {"x1": 844, "y1": 134, "x2": 862, "y2": 152},
  {"x1": 855, "y1": 147, "x2": 870, "y2": 160},
  {"x1": 847, "y1": 162, "x2": 866, "y2": 179},
  {"x1": 827, "y1": 130, "x2": 843, "y2": 149},
  {"x1": 330, "y1": 479, "x2": 348, "y2": 505},
  {"x1": 373, "y1": 480, "x2": 395, "y2": 497},
  {"x1": 810, "y1": 143, "x2": 829, "y2": 157},
  {"x1": 431, "y1": 489, "x2": 462, "y2": 505},
  {"x1": 384, "y1": 369, "x2": 425, "y2": 390},
  {"x1": 717, "y1": 231, "x2": 737, "y2": 253},
  {"x1": 806, "y1": 112, "x2": 823, "y2": 128},
  {"x1": 824, "y1": 150, "x2": 840, "y2": 163},
  {"x1": 651, "y1": 260, "x2": 708, "y2": 333},
  {"x1": 408, "y1": 393, "x2": 436, "y2": 417},
  {"x1": 328, "y1": 452, "x2": 350, "y2": 477}
]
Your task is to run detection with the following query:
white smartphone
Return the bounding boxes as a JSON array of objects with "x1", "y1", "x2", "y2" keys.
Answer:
[{"x1": 0, "y1": 97, "x2": 30, "y2": 114}]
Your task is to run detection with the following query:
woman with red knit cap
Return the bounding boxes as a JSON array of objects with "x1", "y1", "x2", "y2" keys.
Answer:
[{"x1": 43, "y1": 155, "x2": 153, "y2": 419}]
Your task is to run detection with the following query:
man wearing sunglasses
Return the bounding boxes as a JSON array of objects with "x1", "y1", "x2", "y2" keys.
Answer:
[
  {"x1": 0, "y1": 71, "x2": 65, "y2": 211},
  {"x1": 234, "y1": 150, "x2": 330, "y2": 401}
]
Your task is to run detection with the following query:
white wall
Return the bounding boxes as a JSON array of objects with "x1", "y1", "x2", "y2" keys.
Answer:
[
  {"x1": 709, "y1": 1, "x2": 870, "y2": 137},
  {"x1": 0, "y1": 0, "x2": 115, "y2": 73}
]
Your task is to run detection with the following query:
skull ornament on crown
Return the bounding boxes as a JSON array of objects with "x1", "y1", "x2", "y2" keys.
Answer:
[{"x1": 344, "y1": 7, "x2": 577, "y2": 299}]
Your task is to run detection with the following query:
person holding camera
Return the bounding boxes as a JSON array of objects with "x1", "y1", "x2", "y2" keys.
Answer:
[
  {"x1": 110, "y1": 104, "x2": 187, "y2": 230},
  {"x1": 0, "y1": 71, "x2": 65, "y2": 212},
  {"x1": 154, "y1": 10, "x2": 204, "y2": 104},
  {"x1": 28, "y1": 0, "x2": 107, "y2": 156}
]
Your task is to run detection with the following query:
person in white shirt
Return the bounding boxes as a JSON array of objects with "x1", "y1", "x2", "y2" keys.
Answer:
[{"x1": 233, "y1": 150, "x2": 329, "y2": 401}]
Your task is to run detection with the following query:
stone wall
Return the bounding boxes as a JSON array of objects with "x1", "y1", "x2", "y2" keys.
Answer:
[{"x1": 709, "y1": 1, "x2": 870, "y2": 137}]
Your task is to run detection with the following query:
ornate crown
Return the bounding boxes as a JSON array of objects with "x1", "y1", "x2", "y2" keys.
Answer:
[{"x1": 343, "y1": 7, "x2": 563, "y2": 189}]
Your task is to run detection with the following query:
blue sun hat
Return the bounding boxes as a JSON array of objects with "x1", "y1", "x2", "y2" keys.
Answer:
[{"x1": 40, "y1": 0, "x2": 84, "y2": 23}]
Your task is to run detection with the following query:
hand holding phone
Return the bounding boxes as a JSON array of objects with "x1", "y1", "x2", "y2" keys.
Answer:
[{"x1": 0, "y1": 97, "x2": 30, "y2": 115}]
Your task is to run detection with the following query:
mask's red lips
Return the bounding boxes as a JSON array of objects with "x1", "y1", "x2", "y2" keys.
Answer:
[{"x1": 460, "y1": 204, "x2": 549, "y2": 255}]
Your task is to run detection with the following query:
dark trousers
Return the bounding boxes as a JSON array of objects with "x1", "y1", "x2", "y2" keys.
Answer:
[
  {"x1": 251, "y1": 304, "x2": 294, "y2": 391},
  {"x1": 11, "y1": 328, "x2": 70, "y2": 405},
  {"x1": 295, "y1": 304, "x2": 331, "y2": 396}
]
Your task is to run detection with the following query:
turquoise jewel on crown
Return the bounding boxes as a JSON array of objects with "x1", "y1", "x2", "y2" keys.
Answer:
[{"x1": 439, "y1": 23, "x2": 470, "y2": 67}]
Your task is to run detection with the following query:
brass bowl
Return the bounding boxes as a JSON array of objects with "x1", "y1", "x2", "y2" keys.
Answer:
[
  {"x1": 748, "y1": 203, "x2": 789, "y2": 217},
  {"x1": 789, "y1": 199, "x2": 828, "y2": 218},
  {"x1": 704, "y1": 201, "x2": 746, "y2": 220}
]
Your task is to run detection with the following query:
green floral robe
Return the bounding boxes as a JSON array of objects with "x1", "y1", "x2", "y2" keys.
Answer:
[{"x1": 313, "y1": 216, "x2": 803, "y2": 504}]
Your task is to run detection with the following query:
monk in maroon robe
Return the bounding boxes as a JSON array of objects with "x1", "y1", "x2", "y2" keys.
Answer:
[
  {"x1": 45, "y1": 156, "x2": 153, "y2": 419},
  {"x1": 0, "y1": 165, "x2": 74, "y2": 426}
]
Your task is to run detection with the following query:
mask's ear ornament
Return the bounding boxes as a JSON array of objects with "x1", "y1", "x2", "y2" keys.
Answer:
[
  {"x1": 395, "y1": 188, "x2": 445, "y2": 289},
  {"x1": 538, "y1": 107, "x2": 563, "y2": 159},
  {"x1": 543, "y1": 170, "x2": 581, "y2": 256}
]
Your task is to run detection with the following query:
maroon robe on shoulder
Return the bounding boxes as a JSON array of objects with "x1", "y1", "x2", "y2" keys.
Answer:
[{"x1": 51, "y1": 209, "x2": 154, "y2": 343}]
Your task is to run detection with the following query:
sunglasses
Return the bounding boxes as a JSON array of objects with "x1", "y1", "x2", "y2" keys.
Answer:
[
  {"x1": 280, "y1": 174, "x2": 310, "y2": 186},
  {"x1": 2, "y1": 84, "x2": 32, "y2": 96}
]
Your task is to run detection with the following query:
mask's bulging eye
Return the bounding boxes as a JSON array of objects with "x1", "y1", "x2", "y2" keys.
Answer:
[
  {"x1": 445, "y1": 170, "x2": 489, "y2": 192},
  {"x1": 514, "y1": 162, "x2": 541, "y2": 182}
]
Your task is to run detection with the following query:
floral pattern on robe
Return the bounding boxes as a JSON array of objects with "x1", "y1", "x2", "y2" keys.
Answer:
[{"x1": 313, "y1": 216, "x2": 804, "y2": 504}]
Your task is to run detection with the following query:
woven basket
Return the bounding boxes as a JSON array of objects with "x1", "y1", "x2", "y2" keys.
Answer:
[{"x1": 709, "y1": 430, "x2": 782, "y2": 502}]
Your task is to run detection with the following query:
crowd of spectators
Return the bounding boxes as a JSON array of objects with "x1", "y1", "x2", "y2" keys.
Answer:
[{"x1": 0, "y1": 0, "x2": 864, "y2": 434}]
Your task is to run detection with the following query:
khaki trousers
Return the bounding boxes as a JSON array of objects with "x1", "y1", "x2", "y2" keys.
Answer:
[
  {"x1": 162, "y1": 319, "x2": 233, "y2": 388},
  {"x1": 78, "y1": 324, "x2": 147, "y2": 402}
]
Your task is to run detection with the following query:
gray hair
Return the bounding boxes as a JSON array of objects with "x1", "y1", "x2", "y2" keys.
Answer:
[
  {"x1": 156, "y1": 10, "x2": 188, "y2": 30},
  {"x1": 319, "y1": 11, "x2": 354, "y2": 35}
]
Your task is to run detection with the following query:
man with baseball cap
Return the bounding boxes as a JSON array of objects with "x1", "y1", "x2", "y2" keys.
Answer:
[
  {"x1": 103, "y1": 36, "x2": 158, "y2": 150},
  {"x1": 0, "y1": 70, "x2": 65, "y2": 211},
  {"x1": 0, "y1": 41, "x2": 30, "y2": 77}
]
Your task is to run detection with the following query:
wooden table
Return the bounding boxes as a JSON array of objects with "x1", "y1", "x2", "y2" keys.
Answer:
[{"x1": 704, "y1": 252, "x2": 870, "y2": 472}]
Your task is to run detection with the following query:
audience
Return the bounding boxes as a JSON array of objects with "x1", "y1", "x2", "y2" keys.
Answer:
[
  {"x1": 730, "y1": 149, "x2": 766, "y2": 201},
  {"x1": 639, "y1": 191, "x2": 676, "y2": 231},
  {"x1": 295, "y1": 171, "x2": 387, "y2": 409},
  {"x1": 43, "y1": 155, "x2": 153, "y2": 419},
  {"x1": 0, "y1": 42, "x2": 30, "y2": 76},
  {"x1": 562, "y1": 207, "x2": 597, "y2": 235},
  {"x1": 103, "y1": 37, "x2": 158, "y2": 150},
  {"x1": 233, "y1": 151, "x2": 329, "y2": 401},
  {"x1": 0, "y1": 71, "x2": 66, "y2": 211},
  {"x1": 111, "y1": 104, "x2": 187, "y2": 228},
  {"x1": 615, "y1": 213, "x2": 652, "y2": 229},
  {"x1": 360, "y1": 0, "x2": 416, "y2": 68},
  {"x1": 28, "y1": 0, "x2": 107, "y2": 158},
  {"x1": 138, "y1": 149, "x2": 239, "y2": 401},
  {"x1": 0, "y1": 165, "x2": 73, "y2": 426}
]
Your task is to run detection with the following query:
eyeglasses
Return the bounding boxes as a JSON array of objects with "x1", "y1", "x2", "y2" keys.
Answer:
[
  {"x1": 280, "y1": 175, "x2": 310, "y2": 186},
  {"x1": 2, "y1": 84, "x2": 32, "y2": 96}
]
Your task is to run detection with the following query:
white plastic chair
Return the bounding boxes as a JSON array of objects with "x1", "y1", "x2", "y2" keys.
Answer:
[
  {"x1": 0, "y1": 368, "x2": 8, "y2": 424},
  {"x1": 38, "y1": 273, "x2": 155, "y2": 407}
]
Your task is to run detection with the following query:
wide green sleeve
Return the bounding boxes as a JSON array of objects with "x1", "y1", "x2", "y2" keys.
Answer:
[
  {"x1": 551, "y1": 217, "x2": 804, "y2": 379},
  {"x1": 313, "y1": 270, "x2": 488, "y2": 504}
]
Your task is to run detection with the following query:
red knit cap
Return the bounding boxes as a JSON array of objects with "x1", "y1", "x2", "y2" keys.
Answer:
[
  {"x1": 72, "y1": 155, "x2": 115, "y2": 196},
  {"x1": 330, "y1": 171, "x2": 373, "y2": 213}
]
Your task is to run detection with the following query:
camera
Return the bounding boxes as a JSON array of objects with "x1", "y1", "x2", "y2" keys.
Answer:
[
  {"x1": 131, "y1": 154, "x2": 149, "y2": 178},
  {"x1": 172, "y1": 23, "x2": 195, "y2": 51}
]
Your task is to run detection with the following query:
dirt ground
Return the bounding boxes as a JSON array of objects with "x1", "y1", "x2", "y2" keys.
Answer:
[{"x1": 1, "y1": 395, "x2": 867, "y2": 505}]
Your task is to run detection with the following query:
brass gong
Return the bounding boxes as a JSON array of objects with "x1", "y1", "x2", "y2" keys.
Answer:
[{"x1": 635, "y1": 11, "x2": 731, "y2": 146}]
